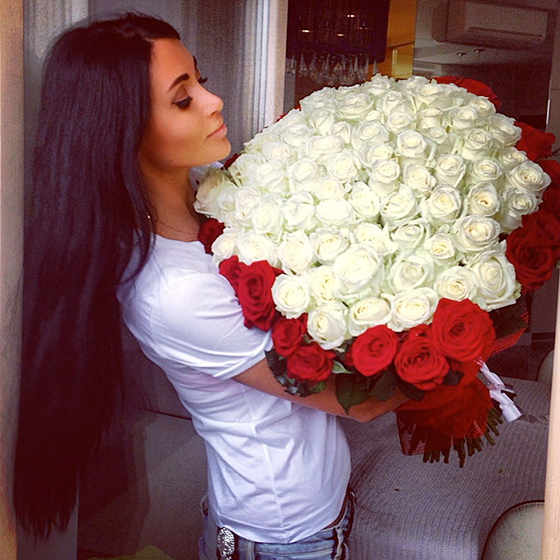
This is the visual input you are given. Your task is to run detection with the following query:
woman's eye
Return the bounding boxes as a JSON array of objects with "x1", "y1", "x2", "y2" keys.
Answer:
[
  {"x1": 198, "y1": 77, "x2": 208, "y2": 84},
  {"x1": 173, "y1": 96, "x2": 192, "y2": 109}
]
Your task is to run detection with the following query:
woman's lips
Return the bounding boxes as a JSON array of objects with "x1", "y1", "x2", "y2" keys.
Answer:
[{"x1": 208, "y1": 123, "x2": 227, "y2": 137}]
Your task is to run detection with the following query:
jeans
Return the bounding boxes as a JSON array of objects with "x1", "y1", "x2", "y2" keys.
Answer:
[{"x1": 198, "y1": 490, "x2": 355, "y2": 560}]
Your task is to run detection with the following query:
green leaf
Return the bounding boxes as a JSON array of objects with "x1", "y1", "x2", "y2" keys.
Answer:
[
  {"x1": 490, "y1": 296, "x2": 529, "y2": 339},
  {"x1": 397, "y1": 378, "x2": 425, "y2": 402},
  {"x1": 332, "y1": 361, "x2": 353, "y2": 374},
  {"x1": 370, "y1": 368, "x2": 398, "y2": 402},
  {"x1": 335, "y1": 373, "x2": 371, "y2": 414},
  {"x1": 442, "y1": 369, "x2": 463, "y2": 387}
]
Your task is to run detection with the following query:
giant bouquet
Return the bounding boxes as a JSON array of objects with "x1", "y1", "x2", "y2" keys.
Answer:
[{"x1": 195, "y1": 74, "x2": 560, "y2": 465}]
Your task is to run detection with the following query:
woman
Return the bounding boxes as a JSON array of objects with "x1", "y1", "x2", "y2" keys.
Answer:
[{"x1": 15, "y1": 13, "x2": 405, "y2": 559}]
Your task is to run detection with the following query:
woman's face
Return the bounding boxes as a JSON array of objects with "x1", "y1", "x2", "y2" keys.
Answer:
[{"x1": 139, "y1": 39, "x2": 231, "y2": 173}]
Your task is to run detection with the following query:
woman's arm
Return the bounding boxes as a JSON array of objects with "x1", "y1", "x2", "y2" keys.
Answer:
[{"x1": 234, "y1": 358, "x2": 407, "y2": 422}]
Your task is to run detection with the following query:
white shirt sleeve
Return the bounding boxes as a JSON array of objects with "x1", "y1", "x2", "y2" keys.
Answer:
[{"x1": 148, "y1": 270, "x2": 272, "y2": 380}]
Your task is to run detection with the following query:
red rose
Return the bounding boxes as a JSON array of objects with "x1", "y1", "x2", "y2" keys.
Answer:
[
  {"x1": 430, "y1": 299, "x2": 495, "y2": 363},
  {"x1": 522, "y1": 209, "x2": 560, "y2": 248},
  {"x1": 394, "y1": 337, "x2": 449, "y2": 392},
  {"x1": 542, "y1": 185, "x2": 560, "y2": 216},
  {"x1": 286, "y1": 342, "x2": 334, "y2": 383},
  {"x1": 219, "y1": 256, "x2": 242, "y2": 294},
  {"x1": 515, "y1": 122, "x2": 555, "y2": 162},
  {"x1": 272, "y1": 315, "x2": 307, "y2": 357},
  {"x1": 434, "y1": 76, "x2": 501, "y2": 109},
  {"x1": 506, "y1": 228, "x2": 555, "y2": 291},
  {"x1": 197, "y1": 218, "x2": 225, "y2": 254},
  {"x1": 236, "y1": 261, "x2": 281, "y2": 331},
  {"x1": 346, "y1": 325, "x2": 398, "y2": 377}
]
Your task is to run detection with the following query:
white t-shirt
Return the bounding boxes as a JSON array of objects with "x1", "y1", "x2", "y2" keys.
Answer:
[{"x1": 118, "y1": 235, "x2": 351, "y2": 543}]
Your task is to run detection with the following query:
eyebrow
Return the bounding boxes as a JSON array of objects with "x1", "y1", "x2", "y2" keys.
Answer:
[{"x1": 168, "y1": 72, "x2": 190, "y2": 92}]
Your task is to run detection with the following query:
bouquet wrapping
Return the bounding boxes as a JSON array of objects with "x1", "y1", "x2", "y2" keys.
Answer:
[{"x1": 195, "y1": 74, "x2": 560, "y2": 465}]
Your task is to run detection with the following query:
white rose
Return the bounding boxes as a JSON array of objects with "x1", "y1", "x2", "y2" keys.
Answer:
[
  {"x1": 335, "y1": 89, "x2": 375, "y2": 120},
  {"x1": 423, "y1": 232, "x2": 458, "y2": 267},
  {"x1": 376, "y1": 90, "x2": 411, "y2": 116},
  {"x1": 307, "y1": 302, "x2": 348, "y2": 350},
  {"x1": 499, "y1": 147, "x2": 528, "y2": 170},
  {"x1": 417, "y1": 107, "x2": 443, "y2": 130},
  {"x1": 466, "y1": 247, "x2": 517, "y2": 310},
  {"x1": 330, "y1": 121, "x2": 352, "y2": 145},
  {"x1": 398, "y1": 75, "x2": 429, "y2": 93},
  {"x1": 453, "y1": 215, "x2": 500, "y2": 254},
  {"x1": 251, "y1": 194, "x2": 284, "y2": 237},
  {"x1": 228, "y1": 153, "x2": 266, "y2": 186},
  {"x1": 461, "y1": 127, "x2": 494, "y2": 160},
  {"x1": 282, "y1": 191, "x2": 317, "y2": 231},
  {"x1": 351, "y1": 121, "x2": 389, "y2": 152},
  {"x1": 470, "y1": 158, "x2": 503, "y2": 183},
  {"x1": 253, "y1": 160, "x2": 289, "y2": 193},
  {"x1": 333, "y1": 245, "x2": 383, "y2": 297},
  {"x1": 316, "y1": 199, "x2": 354, "y2": 227},
  {"x1": 486, "y1": 114, "x2": 521, "y2": 146},
  {"x1": 308, "y1": 266, "x2": 341, "y2": 303},
  {"x1": 416, "y1": 83, "x2": 451, "y2": 107},
  {"x1": 304, "y1": 135, "x2": 345, "y2": 162},
  {"x1": 434, "y1": 154, "x2": 466, "y2": 187},
  {"x1": 194, "y1": 169, "x2": 237, "y2": 217},
  {"x1": 277, "y1": 231, "x2": 313, "y2": 275},
  {"x1": 434, "y1": 266, "x2": 479, "y2": 302},
  {"x1": 403, "y1": 164, "x2": 436, "y2": 196},
  {"x1": 386, "y1": 112, "x2": 414, "y2": 135},
  {"x1": 260, "y1": 141, "x2": 296, "y2": 163},
  {"x1": 288, "y1": 158, "x2": 320, "y2": 193},
  {"x1": 233, "y1": 187, "x2": 261, "y2": 226},
  {"x1": 324, "y1": 150, "x2": 361, "y2": 182},
  {"x1": 348, "y1": 296, "x2": 392, "y2": 336},
  {"x1": 468, "y1": 97, "x2": 496, "y2": 118},
  {"x1": 360, "y1": 142, "x2": 395, "y2": 167},
  {"x1": 271, "y1": 274, "x2": 311, "y2": 319},
  {"x1": 237, "y1": 232, "x2": 279, "y2": 265},
  {"x1": 280, "y1": 121, "x2": 315, "y2": 148},
  {"x1": 311, "y1": 228, "x2": 350, "y2": 265},
  {"x1": 422, "y1": 185, "x2": 463, "y2": 225},
  {"x1": 505, "y1": 161, "x2": 551, "y2": 195},
  {"x1": 307, "y1": 107, "x2": 336, "y2": 135},
  {"x1": 396, "y1": 130, "x2": 428, "y2": 161},
  {"x1": 313, "y1": 177, "x2": 346, "y2": 200},
  {"x1": 388, "y1": 287, "x2": 439, "y2": 332},
  {"x1": 211, "y1": 229, "x2": 238, "y2": 265},
  {"x1": 466, "y1": 183, "x2": 500, "y2": 216},
  {"x1": 498, "y1": 189, "x2": 539, "y2": 232},
  {"x1": 388, "y1": 249, "x2": 435, "y2": 293},
  {"x1": 367, "y1": 159, "x2": 401, "y2": 193},
  {"x1": 381, "y1": 185, "x2": 418, "y2": 225},
  {"x1": 390, "y1": 218, "x2": 431, "y2": 249},
  {"x1": 448, "y1": 105, "x2": 479, "y2": 131},
  {"x1": 352, "y1": 223, "x2": 398, "y2": 257},
  {"x1": 364, "y1": 73, "x2": 393, "y2": 95},
  {"x1": 299, "y1": 87, "x2": 335, "y2": 113},
  {"x1": 425, "y1": 127, "x2": 456, "y2": 153},
  {"x1": 349, "y1": 182, "x2": 381, "y2": 219}
]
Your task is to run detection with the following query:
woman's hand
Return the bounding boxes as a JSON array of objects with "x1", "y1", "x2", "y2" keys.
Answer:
[{"x1": 233, "y1": 358, "x2": 408, "y2": 422}]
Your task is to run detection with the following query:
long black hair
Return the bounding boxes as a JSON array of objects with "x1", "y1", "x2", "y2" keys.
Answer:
[{"x1": 15, "y1": 13, "x2": 180, "y2": 537}]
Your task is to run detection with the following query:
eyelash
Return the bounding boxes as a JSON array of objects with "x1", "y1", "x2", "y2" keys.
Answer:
[{"x1": 173, "y1": 77, "x2": 208, "y2": 109}]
